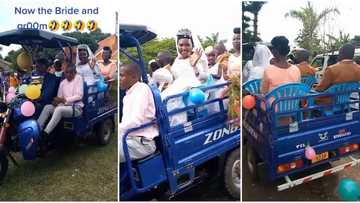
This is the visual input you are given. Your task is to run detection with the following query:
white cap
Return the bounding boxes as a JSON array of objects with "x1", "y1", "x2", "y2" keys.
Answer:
[
  {"x1": 205, "y1": 46, "x2": 214, "y2": 54},
  {"x1": 148, "y1": 59, "x2": 157, "y2": 65}
]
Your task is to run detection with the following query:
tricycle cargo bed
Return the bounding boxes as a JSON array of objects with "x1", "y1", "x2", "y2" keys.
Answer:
[
  {"x1": 244, "y1": 82, "x2": 360, "y2": 182},
  {"x1": 170, "y1": 117, "x2": 239, "y2": 170}
]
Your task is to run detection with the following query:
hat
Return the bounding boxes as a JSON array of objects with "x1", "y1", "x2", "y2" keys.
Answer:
[
  {"x1": 205, "y1": 46, "x2": 214, "y2": 54},
  {"x1": 148, "y1": 59, "x2": 157, "y2": 65}
]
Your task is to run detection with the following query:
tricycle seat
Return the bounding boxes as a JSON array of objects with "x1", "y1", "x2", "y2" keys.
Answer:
[
  {"x1": 301, "y1": 75, "x2": 316, "y2": 88},
  {"x1": 321, "y1": 82, "x2": 360, "y2": 115},
  {"x1": 261, "y1": 83, "x2": 310, "y2": 126},
  {"x1": 243, "y1": 79, "x2": 261, "y2": 94}
]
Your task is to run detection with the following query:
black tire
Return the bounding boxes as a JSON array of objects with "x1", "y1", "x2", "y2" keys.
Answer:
[
  {"x1": 246, "y1": 145, "x2": 259, "y2": 181},
  {"x1": 0, "y1": 150, "x2": 8, "y2": 183},
  {"x1": 224, "y1": 148, "x2": 240, "y2": 200},
  {"x1": 95, "y1": 118, "x2": 114, "y2": 145}
]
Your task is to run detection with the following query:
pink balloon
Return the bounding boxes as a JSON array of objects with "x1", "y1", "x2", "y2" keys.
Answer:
[
  {"x1": 8, "y1": 87, "x2": 16, "y2": 93},
  {"x1": 20, "y1": 101, "x2": 35, "y2": 117},
  {"x1": 305, "y1": 146, "x2": 316, "y2": 160},
  {"x1": 6, "y1": 93, "x2": 15, "y2": 103}
]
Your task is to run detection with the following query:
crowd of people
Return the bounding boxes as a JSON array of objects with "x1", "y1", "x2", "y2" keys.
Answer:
[
  {"x1": 3, "y1": 45, "x2": 117, "y2": 153},
  {"x1": 119, "y1": 27, "x2": 241, "y2": 162},
  {"x1": 243, "y1": 35, "x2": 360, "y2": 91},
  {"x1": 243, "y1": 35, "x2": 360, "y2": 122}
]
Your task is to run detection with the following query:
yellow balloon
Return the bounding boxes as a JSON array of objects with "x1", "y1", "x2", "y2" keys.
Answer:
[
  {"x1": 17, "y1": 52, "x2": 32, "y2": 72},
  {"x1": 25, "y1": 85, "x2": 41, "y2": 100}
]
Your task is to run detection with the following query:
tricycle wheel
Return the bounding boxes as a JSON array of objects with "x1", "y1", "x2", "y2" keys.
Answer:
[
  {"x1": 0, "y1": 149, "x2": 8, "y2": 183},
  {"x1": 224, "y1": 148, "x2": 240, "y2": 200},
  {"x1": 95, "y1": 118, "x2": 114, "y2": 145},
  {"x1": 246, "y1": 145, "x2": 265, "y2": 182}
]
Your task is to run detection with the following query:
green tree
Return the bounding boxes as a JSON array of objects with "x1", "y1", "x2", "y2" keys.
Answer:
[
  {"x1": 63, "y1": 28, "x2": 110, "y2": 53},
  {"x1": 323, "y1": 31, "x2": 351, "y2": 52},
  {"x1": 198, "y1": 33, "x2": 227, "y2": 48},
  {"x1": 242, "y1": 1, "x2": 266, "y2": 43},
  {"x1": 120, "y1": 38, "x2": 176, "y2": 73},
  {"x1": 285, "y1": 1, "x2": 339, "y2": 55}
]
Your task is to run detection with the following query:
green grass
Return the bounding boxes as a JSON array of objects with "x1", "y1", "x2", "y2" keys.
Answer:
[{"x1": 0, "y1": 131, "x2": 118, "y2": 201}]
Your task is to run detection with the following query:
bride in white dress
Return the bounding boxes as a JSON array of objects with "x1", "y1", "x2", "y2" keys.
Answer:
[{"x1": 162, "y1": 29, "x2": 209, "y2": 126}]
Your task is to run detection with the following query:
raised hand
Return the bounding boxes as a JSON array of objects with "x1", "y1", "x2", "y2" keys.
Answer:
[
  {"x1": 190, "y1": 48, "x2": 203, "y2": 67},
  {"x1": 90, "y1": 57, "x2": 97, "y2": 69}
]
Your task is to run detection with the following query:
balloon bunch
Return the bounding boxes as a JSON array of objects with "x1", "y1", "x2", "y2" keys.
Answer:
[{"x1": 6, "y1": 86, "x2": 36, "y2": 117}]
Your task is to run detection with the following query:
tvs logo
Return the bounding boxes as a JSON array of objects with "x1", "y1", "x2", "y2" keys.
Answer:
[{"x1": 318, "y1": 131, "x2": 329, "y2": 142}]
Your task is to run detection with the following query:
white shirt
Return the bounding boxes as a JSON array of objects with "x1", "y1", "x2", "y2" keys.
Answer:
[
  {"x1": 242, "y1": 60, "x2": 253, "y2": 83},
  {"x1": 228, "y1": 54, "x2": 241, "y2": 76},
  {"x1": 120, "y1": 82, "x2": 158, "y2": 139},
  {"x1": 76, "y1": 63, "x2": 101, "y2": 85}
]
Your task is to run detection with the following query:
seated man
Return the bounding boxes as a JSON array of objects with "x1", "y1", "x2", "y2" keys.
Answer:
[
  {"x1": 315, "y1": 43, "x2": 360, "y2": 91},
  {"x1": 31, "y1": 58, "x2": 48, "y2": 84},
  {"x1": 38, "y1": 58, "x2": 63, "y2": 107},
  {"x1": 37, "y1": 65, "x2": 84, "y2": 139},
  {"x1": 35, "y1": 58, "x2": 63, "y2": 118},
  {"x1": 48, "y1": 52, "x2": 66, "y2": 77},
  {"x1": 314, "y1": 44, "x2": 360, "y2": 106},
  {"x1": 119, "y1": 63, "x2": 158, "y2": 163},
  {"x1": 294, "y1": 49, "x2": 316, "y2": 76}
]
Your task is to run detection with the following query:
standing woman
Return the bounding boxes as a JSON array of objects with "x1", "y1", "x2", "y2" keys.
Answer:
[{"x1": 228, "y1": 28, "x2": 241, "y2": 77}]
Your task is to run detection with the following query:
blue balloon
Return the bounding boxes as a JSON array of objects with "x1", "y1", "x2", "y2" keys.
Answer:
[
  {"x1": 97, "y1": 80, "x2": 108, "y2": 92},
  {"x1": 99, "y1": 75, "x2": 105, "y2": 82},
  {"x1": 189, "y1": 88, "x2": 205, "y2": 105},
  {"x1": 338, "y1": 178, "x2": 360, "y2": 201}
]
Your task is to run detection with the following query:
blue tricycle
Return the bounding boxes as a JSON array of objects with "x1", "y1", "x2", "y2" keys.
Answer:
[
  {"x1": 243, "y1": 79, "x2": 360, "y2": 191},
  {"x1": 119, "y1": 24, "x2": 240, "y2": 200},
  {"x1": 0, "y1": 28, "x2": 117, "y2": 182}
]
